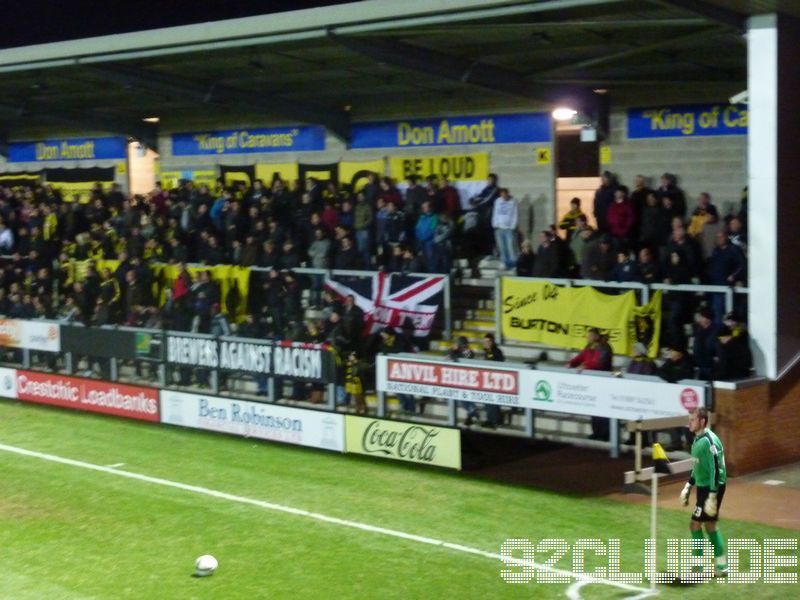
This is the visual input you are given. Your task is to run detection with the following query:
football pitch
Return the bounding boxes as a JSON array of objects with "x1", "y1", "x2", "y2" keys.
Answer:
[{"x1": 0, "y1": 399, "x2": 796, "y2": 599}]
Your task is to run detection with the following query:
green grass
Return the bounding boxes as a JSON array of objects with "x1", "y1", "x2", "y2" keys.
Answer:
[{"x1": 0, "y1": 399, "x2": 797, "y2": 599}]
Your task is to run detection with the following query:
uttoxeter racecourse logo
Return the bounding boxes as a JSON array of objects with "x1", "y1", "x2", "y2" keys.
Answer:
[{"x1": 534, "y1": 380, "x2": 553, "y2": 402}]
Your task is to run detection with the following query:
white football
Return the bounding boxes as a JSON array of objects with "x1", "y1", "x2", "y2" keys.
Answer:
[{"x1": 195, "y1": 554, "x2": 218, "y2": 577}]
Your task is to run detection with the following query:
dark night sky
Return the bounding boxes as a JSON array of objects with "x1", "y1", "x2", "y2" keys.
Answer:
[{"x1": 0, "y1": 1, "x2": 357, "y2": 49}]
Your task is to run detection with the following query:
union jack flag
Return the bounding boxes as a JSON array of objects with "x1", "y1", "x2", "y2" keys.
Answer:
[{"x1": 324, "y1": 272, "x2": 445, "y2": 337}]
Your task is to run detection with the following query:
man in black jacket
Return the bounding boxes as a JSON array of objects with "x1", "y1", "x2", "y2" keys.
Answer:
[
  {"x1": 714, "y1": 324, "x2": 753, "y2": 380},
  {"x1": 658, "y1": 340, "x2": 696, "y2": 450},
  {"x1": 481, "y1": 333, "x2": 505, "y2": 428}
]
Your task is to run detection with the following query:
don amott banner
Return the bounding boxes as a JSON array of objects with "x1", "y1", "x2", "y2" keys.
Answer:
[
  {"x1": 345, "y1": 415, "x2": 461, "y2": 470},
  {"x1": 500, "y1": 279, "x2": 661, "y2": 357}
]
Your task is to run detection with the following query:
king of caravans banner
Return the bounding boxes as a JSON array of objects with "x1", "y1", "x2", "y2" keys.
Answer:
[
  {"x1": 500, "y1": 278, "x2": 662, "y2": 357},
  {"x1": 325, "y1": 272, "x2": 445, "y2": 338}
]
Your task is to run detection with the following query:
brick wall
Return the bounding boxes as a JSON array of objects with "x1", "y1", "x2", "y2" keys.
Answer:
[
  {"x1": 605, "y1": 110, "x2": 747, "y2": 216},
  {"x1": 713, "y1": 377, "x2": 800, "y2": 476}
]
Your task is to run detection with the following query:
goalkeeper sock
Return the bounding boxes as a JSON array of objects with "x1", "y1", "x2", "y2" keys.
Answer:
[
  {"x1": 691, "y1": 529, "x2": 705, "y2": 556},
  {"x1": 708, "y1": 530, "x2": 727, "y2": 567}
]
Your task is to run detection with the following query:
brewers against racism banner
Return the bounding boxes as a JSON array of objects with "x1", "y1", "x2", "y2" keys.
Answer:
[
  {"x1": 161, "y1": 390, "x2": 345, "y2": 452},
  {"x1": 500, "y1": 278, "x2": 662, "y2": 357},
  {"x1": 165, "y1": 334, "x2": 336, "y2": 383},
  {"x1": 627, "y1": 104, "x2": 747, "y2": 138},
  {"x1": 345, "y1": 415, "x2": 462, "y2": 470}
]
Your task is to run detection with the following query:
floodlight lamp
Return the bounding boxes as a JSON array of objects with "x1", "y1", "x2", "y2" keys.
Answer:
[{"x1": 552, "y1": 107, "x2": 578, "y2": 121}]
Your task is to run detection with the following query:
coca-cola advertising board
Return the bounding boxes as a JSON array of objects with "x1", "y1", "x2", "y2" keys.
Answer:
[{"x1": 345, "y1": 415, "x2": 461, "y2": 470}]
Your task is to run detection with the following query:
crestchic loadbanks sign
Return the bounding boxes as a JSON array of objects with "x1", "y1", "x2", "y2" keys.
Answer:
[
  {"x1": 345, "y1": 416, "x2": 461, "y2": 470},
  {"x1": 15, "y1": 370, "x2": 159, "y2": 422}
]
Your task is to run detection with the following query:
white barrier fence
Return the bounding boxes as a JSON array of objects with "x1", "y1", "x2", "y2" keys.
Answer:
[{"x1": 376, "y1": 353, "x2": 710, "y2": 457}]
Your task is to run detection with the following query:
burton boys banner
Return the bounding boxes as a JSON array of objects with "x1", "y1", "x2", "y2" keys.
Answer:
[
  {"x1": 171, "y1": 126, "x2": 325, "y2": 155},
  {"x1": 500, "y1": 278, "x2": 662, "y2": 357},
  {"x1": 9, "y1": 136, "x2": 127, "y2": 162},
  {"x1": 627, "y1": 104, "x2": 747, "y2": 138},
  {"x1": 351, "y1": 112, "x2": 551, "y2": 148}
]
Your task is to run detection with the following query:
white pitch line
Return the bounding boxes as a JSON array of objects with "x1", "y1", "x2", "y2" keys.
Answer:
[
  {"x1": 106, "y1": 463, "x2": 125, "y2": 469},
  {"x1": 0, "y1": 442, "x2": 656, "y2": 599}
]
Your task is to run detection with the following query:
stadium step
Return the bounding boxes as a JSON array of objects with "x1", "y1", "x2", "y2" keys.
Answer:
[
  {"x1": 452, "y1": 308, "x2": 494, "y2": 320},
  {"x1": 453, "y1": 320, "x2": 495, "y2": 333},
  {"x1": 455, "y1": 277, "x2": 495, "y2": 288}
]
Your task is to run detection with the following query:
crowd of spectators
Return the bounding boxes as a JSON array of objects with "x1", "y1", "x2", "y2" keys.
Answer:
[
  {"x1": 508, "y1": 172, "x2": 749, "y2": 349},
  {"x1": 0, "y1": 168, "x2": 753, "y2": 385},
  {"x1": 0, "y1": 173, "x2": 464, "y2": 331}
]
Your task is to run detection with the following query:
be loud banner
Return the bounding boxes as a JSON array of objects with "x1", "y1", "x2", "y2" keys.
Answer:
[
  {"x1": 500, "y1": 278, "x2": 662, "y2": 357},
  {"x1": 389, "y1": 152, "x2": 489, "y2": 209}
]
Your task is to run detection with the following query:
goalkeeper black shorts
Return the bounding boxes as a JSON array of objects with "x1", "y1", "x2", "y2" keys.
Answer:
[{"x1": 693, "y1": 484, "x2": 726, "y2": 522}]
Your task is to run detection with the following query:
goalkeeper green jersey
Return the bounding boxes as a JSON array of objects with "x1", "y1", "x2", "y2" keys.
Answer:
[{"x1": 690, "y1": 428, "x2": 727, "y2": 491}]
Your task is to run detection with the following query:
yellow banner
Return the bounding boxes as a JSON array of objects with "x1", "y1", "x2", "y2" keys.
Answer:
[
  {"x1": 500, "y1": 279, "x2": 661, "y2": 357},
  {"x1": 153, "y1": 263, "x2": 251, "y2": 320},
  {"x1": 632, "y1": 291, "x2": 662, "y2": 358},
  {"x1": 52, "y1": 181, "x2": 113, "y2": 204},
  {"x1": 389, "y1": 152, "x2": 488, "y2": 182},
  {"x1": 339, "y1": 160, "x2": 384, "y2": 192},
  {"x1": 71, "y1": 259, "x2": 251, "y2": 321},
  {"x1": 345, "y1": 416, "x2": 461, "y2": 470},
  {"x1": 255, "y1": 163, "x2": 298, "y2": 186}
]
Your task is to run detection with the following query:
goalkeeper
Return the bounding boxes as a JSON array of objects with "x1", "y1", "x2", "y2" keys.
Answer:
[{"x1": 680, "y1": 407, "x2": 727, "y2": 576}]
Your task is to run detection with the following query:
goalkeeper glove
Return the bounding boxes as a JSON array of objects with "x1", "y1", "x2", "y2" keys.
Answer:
[
  {"x1": 704, "y1": 492, "x2": 718, "y2": 517},
  {"x1": 680, "y1": 482, "x2": 692, "y2": 506}
]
